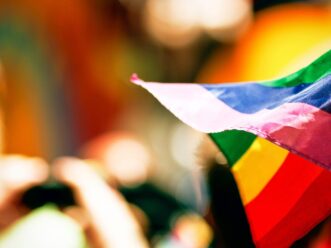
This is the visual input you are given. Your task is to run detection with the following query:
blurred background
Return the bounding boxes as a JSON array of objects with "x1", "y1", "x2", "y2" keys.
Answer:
[{"x1": 0, "y1": 0, "x2": 330, "y2": 247}]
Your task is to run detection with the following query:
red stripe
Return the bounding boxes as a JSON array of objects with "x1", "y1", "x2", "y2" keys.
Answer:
[
  {"x1": 257, "y1": 169, "x2": 331, "y2": 248},
  {"x1": 244, "y1": 153, "x2": 331, "y2": 247}
]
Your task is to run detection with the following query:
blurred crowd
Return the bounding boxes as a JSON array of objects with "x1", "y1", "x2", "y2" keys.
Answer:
[{"x1": 0, "y1": 0, "x2": 330, "y2": 247}]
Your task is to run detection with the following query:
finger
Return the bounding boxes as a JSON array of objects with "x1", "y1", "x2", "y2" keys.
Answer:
[
  {"x1": 52, "y1": 157, "x2": 149, "y2": 248},
  {"x1": 0, "y1": 155, "x2": 49, "y2": 196}
]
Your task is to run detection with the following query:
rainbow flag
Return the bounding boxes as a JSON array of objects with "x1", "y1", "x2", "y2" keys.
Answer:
[{"x1": 131, "y1": 50, "x2": 331, "y2": 247}]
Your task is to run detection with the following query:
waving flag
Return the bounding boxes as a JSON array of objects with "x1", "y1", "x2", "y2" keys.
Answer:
[{"x1": 131, "y1": 50, "x2": 331, "y2": 247}]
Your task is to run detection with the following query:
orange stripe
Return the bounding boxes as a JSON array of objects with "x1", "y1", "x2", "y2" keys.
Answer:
[{"x1": 232, "y1": 137, "x2": 288, "y2": 205}]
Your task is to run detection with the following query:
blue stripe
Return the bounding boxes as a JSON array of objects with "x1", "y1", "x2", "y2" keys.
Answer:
[{"x1": 202, "y1": 74, "x2": 331, "y2": 114}]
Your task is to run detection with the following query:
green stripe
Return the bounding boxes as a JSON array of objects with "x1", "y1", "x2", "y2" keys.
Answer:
[
  {"x1": 209, "y1": 50, "x2": 330, "y2": 166},
  {"x1": 210, "y1": 131, "x2": 256, "y2": 167},
  {"x1": 261, "y1": 49, "x2": 331, "y2": 87}
]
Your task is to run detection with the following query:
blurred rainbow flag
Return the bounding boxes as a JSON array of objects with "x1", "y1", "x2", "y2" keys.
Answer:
[{"x1": 132, "y1": 50, "x2": 331, "y2": 247}]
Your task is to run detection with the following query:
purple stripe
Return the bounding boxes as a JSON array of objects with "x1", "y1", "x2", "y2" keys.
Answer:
[
  {"x1": 132, "y1": 76, "x2": 331, "y2": 169},
  {"x1": 265, "y1": 111, "x2": 331, "y2": 171}
]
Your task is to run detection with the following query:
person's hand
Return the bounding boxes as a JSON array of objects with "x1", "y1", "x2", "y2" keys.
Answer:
[{"x1": 53, "y1": 157, "x2": 149, "y2": 248}]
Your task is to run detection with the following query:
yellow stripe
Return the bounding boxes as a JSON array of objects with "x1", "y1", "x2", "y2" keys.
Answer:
[{"x1": 232, "y1": 137, "x2": 288, "y2": 205}]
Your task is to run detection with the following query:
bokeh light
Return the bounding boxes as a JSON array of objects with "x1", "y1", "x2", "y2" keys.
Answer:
[
  {"x1": 198, "y1": 0, "x2": 252, "y2": 41},
  {"x1": 144, "y1": 0, "x2": 202, "y2": 48},
  {"x1": 82, "y1": 132, "x2": 152, "y2": 187},
  {"x1": 0, "y1": 0, "x2": 330, "y2": 247}
]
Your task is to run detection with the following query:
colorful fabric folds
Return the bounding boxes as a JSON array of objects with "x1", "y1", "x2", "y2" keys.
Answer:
[
  {"x1": 220, "y1": 132, "x2": 331, "y2": 247},
  {"x1": 131, "y1": 50, "x2": 331, "y2": 247}
]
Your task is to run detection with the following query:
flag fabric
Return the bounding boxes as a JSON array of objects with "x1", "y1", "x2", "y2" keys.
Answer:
[{"x1": 131, "y1": 50, "x2": 331, "y2": 247}]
